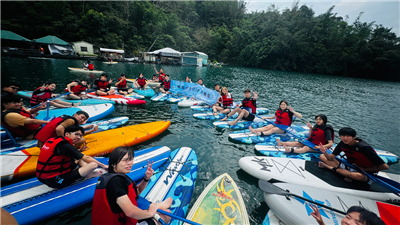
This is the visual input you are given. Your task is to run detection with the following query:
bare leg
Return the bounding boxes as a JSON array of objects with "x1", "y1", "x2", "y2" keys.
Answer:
[
  {"x1": 229, "y1": 109, "x2": 247, "y2": 125},
  {"x1": 262, "y1": 127, "x2": 285, "y2": 136},
  {"x1": 65, "y1": 94, "x2": 82, "y2": 100},
  {"x1": 119, "y1": 90, "x2": 128, "y2": 95},
  {"x1": 252, "y1": 124, "x2": 274, "y2": 133},
  {"x1": 77, "y1": 161, "x2": 102, "y2": 178},
  {"x1": 221, "y1": 108, "x2": 241, "y2": 121}
]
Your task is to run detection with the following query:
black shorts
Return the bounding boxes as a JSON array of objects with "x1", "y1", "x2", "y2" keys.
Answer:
[
  {"x1": 243, "y1": 113, "x2": 255, "y2": 122},
  {"x1": 118, "y1": 88, "x2": 129, "y2": 92},
  {"x1": 137, "y1": 218, "x2": 157, "y2": 225},
  {"x1": 38, "y1": 169, "x2": 82, "y2": 189}
]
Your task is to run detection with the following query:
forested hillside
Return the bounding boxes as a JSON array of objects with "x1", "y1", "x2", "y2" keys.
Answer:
[{"x1": 2, "y1": 1, "x2": 399, "y2": 80}]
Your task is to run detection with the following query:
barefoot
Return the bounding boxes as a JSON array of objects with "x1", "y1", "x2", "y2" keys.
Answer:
[
  {"x1": 162, "y1": 197, "x2": 173, "y2": 208},
  {"x1": 318, "y1": 161, "x2": 331, "y2": 169},
  {"x1": 220, "y1": 117, "x2": 228, "y2": 121},
  {"x1": 276, "y1": 139, "x2": 283, "y2": 146},
  {"x1": 344, "y1": 177, "x2": 353, "y2": 182},
  {"x1": 228, "y1": 120, "x2": 237, "y2": 126},
  {"x1": 249, "y1": 126, "x2": 256, "y2": 134},
  {"x1": 86, "y1": 169, "x2": 104, "y2": 178},
  {"x1": 213, "y1": 112, "x2": 219, "y2": 116},
  {"x1": 283, "y1": 143, "x2": 291, "y2": 153},
  {"x1": 74, "y1": 101, "x2": 81, "y2": 107}
]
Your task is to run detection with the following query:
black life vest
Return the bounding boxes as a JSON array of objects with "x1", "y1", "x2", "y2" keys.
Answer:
[
  {"x1": 137, "y1": 78, "x2": 147, "y2": 87},
  {"x1": 1, "y1": 109, "x2": 41, "y2": 138},
  {"x1": 117, "y1": 78, "x2": 127, "y2": 89},
  {"x1": 92, "y1": 173, "x2": 139, "y2": 225},
  {"x1": 242, "y1": 97, "x2": 257, "y2": 114},
  {"x1": 307, "y1": 124, "x2": 334, "y2": 145},
  {"x1": 36, "y1": 136, "x2": 74, "y2": 179},
  {"x1": 35, "y1": 115, "x2": 79, "y2": 143},
  {"x1": 221, "y1": 93, "x2": 233, "y2": 107},
  {"x1": 30, "y1": 87, "x2": 52, "y2": 105},
  {"x1": 275, "y1": 109, "x2": 293, "y2": 126}
]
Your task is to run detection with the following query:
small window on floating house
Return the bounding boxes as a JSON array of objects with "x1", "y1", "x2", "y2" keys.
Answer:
[{"x1": 81, "y1": 46, "x2": 88, "y2": 52}]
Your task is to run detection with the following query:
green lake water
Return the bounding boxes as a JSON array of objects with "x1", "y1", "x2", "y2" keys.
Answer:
[{"x1": 1, "y1": 56, "x2": 400, "y2": 224}]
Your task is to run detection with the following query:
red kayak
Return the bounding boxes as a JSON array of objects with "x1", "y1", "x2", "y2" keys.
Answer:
[{"x1": 87, "y1": 92, "x2": 146, "y2": 105}]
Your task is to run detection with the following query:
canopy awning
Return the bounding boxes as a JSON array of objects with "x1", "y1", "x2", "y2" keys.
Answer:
[
  {"x1": 146, "y1": 47, "x2": 181, "y2": 57},
  {"x1": 1, "y1": 30, "x2": 31, "y2": 42},
  {"x1": 100, "y1": 48, "x2": 124, "y2": 54},
  {"x1": 35, "y1": 35, "x2": 69, "y2": 45}
]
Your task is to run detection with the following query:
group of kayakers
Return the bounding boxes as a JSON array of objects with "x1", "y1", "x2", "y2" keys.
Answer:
[{"x1": 1, "y1": 68, "x2": 390, "y2": 225}]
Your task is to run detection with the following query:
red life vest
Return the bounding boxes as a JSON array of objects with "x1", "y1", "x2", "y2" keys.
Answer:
[
  {"x1": 92, "y1": 173, "x2": 139, "y2": 225},
  {"x1": 35, "y1": 115, "x2": 79, "y2": 143},
  {"x1": 242, "y1": 97, "x2": 256, "y2": 114},
  {"x1": 97, "y1": 80, "x2": 109, "y2": 90},
  {"x1": 36, "y1": 136, "x2": 74, "y2": 179},
  {"x1": 159, "y1": 73, "x2": 165, "y2": 82},
  {"x1": 65, "y1": 81, "x2": 88, "y2": 95},
  {"x1": 340, "y1": 140, "x2": 378, "y2": 168},
  {"x1": 163, "y1": 80, "x2": 171, "y2": 90},
  {"x1": 117, "y1": 78, "x2": 127, "y2": 89},
  {"x1": 307, "y1": 125, "x2": 334, "y2": 145},
  {"x1": 30, "y1": 87, "x2": 52, "y2": 105},
  {"x1": 221, "y1": 93, "x2": 233, "y2": 107},
  {"x1": 88, "y1": 64, "x2": 94, "y2": 70},
  {"x1": 275, "y1": 109, "x2": 293, "y2": 126},
  {"x1": 1, "y1": 109, "x2": 41, "y2": 138},
  {"x1": 137, "y1": 78, "x2": 147, "y2": 87}
]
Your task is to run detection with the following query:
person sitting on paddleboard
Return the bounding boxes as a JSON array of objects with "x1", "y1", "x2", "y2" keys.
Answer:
[
  {"x1": 154, "y1": 68, "x2": 166, "y2": 83},
  {"x1": 1, "y1": 95, "x2": 49, "y2": 140},
  {"x1": 311, "y1": 205, "x2": 385, "y2": 225},
  {"x1": 94, "y1": 73, "x2": 115, "y2": 96},
  {"x1": 91, "y1": 147, "x2": 172, "y2": 225},
  {"x1": 133, "y1": 73, "x2": 148, "y2": 90},
  {"x1": 249, "y1": 100, "x2": 302, "y2": 136},
  {"x1": 1, "y1": 81, "x2": 20, "y2": 98},
  {"x1": 318, "y1": 127, "x2": 389, "y2": 184},
  {"x1": 35, "y1": 110, "x2": 97, "y2": 148},
  {"x1": 197, "y1": 78, "x2": 205, "y2": 87},
  {"x1": 84, "y1": 59, "x2": 94, "y2": 71},
  {"x1": 277, "y1": 114, "x2": 334, "y2": 154},
  {"x1": 220, "y1": 89, "x2": 258, "y2": 126},
  {"x1": 116, "y1": 74, "x2": 134, "y2": 95},
  {"x1": 159, "y1": 74, "x2": 171, "y2": 94},
  {"x1": 152, "y1": 74, "x2": 158, "y2": 82},
  {"x1": 65, "y1": 79, "x2": 89, "y2": 100},
  {"x1": 212, "y1": 87, "x2": 233, "y2": 116},
  {"x1": 30, "y1": 82, "x2": 80, "y2": 108},
  {"x1": 36, "y1": 125, "x2": 108, "y2": 189}
]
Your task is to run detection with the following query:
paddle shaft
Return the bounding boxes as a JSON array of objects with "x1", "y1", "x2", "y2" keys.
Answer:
[
  {"x1": 30, "y1": 92, "x2": 71, "y2": 109},
  {"x1": 259, "y1": 180, "x2": 346, "y2": 215}
]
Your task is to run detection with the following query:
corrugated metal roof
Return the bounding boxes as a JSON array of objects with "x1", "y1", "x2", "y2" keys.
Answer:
[
  {"x1": 35, "y1": 35, "x2": 69, "y2": 45},
  {"x1": 1, "y1": 30, "x2": 31, "y2": 41}
]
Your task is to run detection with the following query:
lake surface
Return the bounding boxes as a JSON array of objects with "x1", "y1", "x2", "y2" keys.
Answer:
[{"x1": 2, "y1": 57, "x2": 400, "y2": 224}]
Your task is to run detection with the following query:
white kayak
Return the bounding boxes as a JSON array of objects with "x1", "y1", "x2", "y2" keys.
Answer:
[
  {"x1": 260, "y1": 181, "x2": 400, "y2": 225},
  {"x1": 178, "y1": 99, "x2": 207, "y2": 107},
  {"x1": 103, "y1": 61, "x2": 118, "y2": 64},
  {"x1": 239, "y1": 156, "x2": 400, "y2": 202},
  {"x1": 67, "y1": 67, "x2": 103, "y2": 73}
]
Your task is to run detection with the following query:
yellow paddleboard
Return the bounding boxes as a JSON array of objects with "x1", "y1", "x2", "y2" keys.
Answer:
[{"x1": 1, "y1": 121, "x2": 171, "y2": 182}]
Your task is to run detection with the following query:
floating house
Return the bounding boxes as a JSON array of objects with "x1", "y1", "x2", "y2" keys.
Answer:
[
  {"x1": 71, "y1": 41, "x2": 97, "y2": 57},
  {"x1": 1, "y1": 30, "x2": 38, "y2": 56},
  {"x1": 181, "y1": 51, "x2": 208, "y2": 66},
  {"x1": 144, "y1": 47, "x2": 182, "y2": 64},
  {"x1": 99, "y1": 47, "x2": 124, "y2": 61},
  {"x1": 34, "y1": 35, "x2": 74, "y2": 56}
]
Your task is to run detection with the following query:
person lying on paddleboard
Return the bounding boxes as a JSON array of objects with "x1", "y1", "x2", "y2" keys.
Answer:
[
  {"x1": 311, "y1": 205, "x2": 385, "y2": 225},
  {"x1": 36, "y1": 125, "x2": 108, "y2": 189},
  {"x1": 318, "y1": 127, "x2": 389, "y2": 184},
  {"x1": 158, "y1": 74, "x2": 171, "y2": 94},
  {"x1": 65, "y1": 79, "x2": 89, "y2": 100},
  {"x1": 249, "y1": 100, "x2": 302, "y2": 136},
  {"x1": 94, "y1": 73, "x2": 115, "y2": 96},
  {"x1": 35, "y1": 110, "x2": 98, "y2": 148},
  {"x1": 154, "y1": 68, "x2": 166, "y2": 83},
  {"x1": 30, "y1": 82, "x2": 81, "y2": 108},
  {"x1": 133, "y1": 73, "x2": 148, "y2": 91},
  {"x1": 84, "y1": 59, "x2": 94, "y2": 71},
  {"x1": 276, "y1": 114, "x2": 334, "y2": 153},
  {"x1": 212, "y1": 86, "x2": 233, "y2": 116},
  {"x1": 116, "y1": 74, "x2": 134, "y2": 94},
  {"x1": 1, "y1": 81, "x2": 20, "y2": 98},
  {"x1": 220, "y1": 89, "x2": 258, "y2": 126},
  {"x1": 2, "y1": 95, "x2": 49, "y2": 140},
  {"x1": 92, "y1": 147, "x2": 172, "y2": 225}
]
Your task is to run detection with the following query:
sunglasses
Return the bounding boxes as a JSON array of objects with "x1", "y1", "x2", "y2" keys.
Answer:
[{"x1": 10, "y1": 87, "x2": 20, "y2": 90}]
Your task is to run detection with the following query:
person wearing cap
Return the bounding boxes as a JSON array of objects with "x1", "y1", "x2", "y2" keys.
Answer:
[{"x1": 276, "y1": 114, "x2": 334, "y2": 153}]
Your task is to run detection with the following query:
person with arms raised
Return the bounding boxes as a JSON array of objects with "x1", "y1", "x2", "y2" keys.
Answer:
[
  {"x1": 92, "y1": 147, "x2": 172, "y2": 225},
  {"x1": 36, "y1": 125, "x2": 108, "y2": 189},
  {"x1": 154, "y1": 68, "x2": 166, "y2": 83}
]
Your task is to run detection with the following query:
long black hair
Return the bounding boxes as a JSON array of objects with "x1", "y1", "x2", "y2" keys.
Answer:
[
  {"x1": 315, "y1": 114, "x2": 328, "y2": 125},
  {"x1": 108, "y1": 147, "x2": 134, "y2": 173},
  {"x1": 346, "y1": 206, "x2": 385, "y2": 225}
]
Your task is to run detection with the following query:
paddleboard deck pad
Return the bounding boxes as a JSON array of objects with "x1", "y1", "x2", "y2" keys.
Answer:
[
  {"x1": 87, "y1": 93, "x2": 146, "y2": 105},
  {"x1": 229, "y1": 126, "x2": 309, "y2": 144},
  {"x1": 150, "y1": 93, "x2": 170, "y2": 102}
]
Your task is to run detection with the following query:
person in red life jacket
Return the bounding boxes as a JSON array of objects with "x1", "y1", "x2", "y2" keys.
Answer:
[
  {"x1": 2, "y1": 81, "x2": 20, "y2": 98},
  {"x1": 159, "y1": 74, "x2": 171, "y2": 94},
  {"x1": 116, "y1": 74, "x2": 134, "y2": 95},
  {"x1": 152, "y1": 74, "x2": 158, "y2": 82},
  {"x1": 133, "y1": 73, "x2": 148, "y2": 91},
  {"x1": 311, "y1": 205, "x2": 385, "y2": 225},
  {"x1": 249, "y1": 100, "x2": 302, "y2": 136},
  {"x1": 92, "y1": 147, "x2": 172, "y2": 225},
  {"x1": 196, "y1": 78, "x2": 205, "y2": 87},
  {"x1": 2, "y1": 95, "x2": 49, "y2": 139},
  {"x1": 276, "y1": 114, "x2": 334, "y2": 154},
  {"x1": 65, "y1": 79, "x2": 89, "y2": 100},
  {"x1": 94, "y1": 73, "x2": 115, "y2": 96},
  {"x1": 84, "y1": 59, "x2": 94, "y2": 71},
  {"x1": 30, "y1": 82, "x2": 79, "y2": 108},
  {"x1": 212, "y1": 87, "x2": 234, "y2": 116},
  {"x1": 318, "y1": 127, "x2": 388, "y2": 184},
  {"x1": 35, "y1": 110, "x2": 97, "y2": 148},
  {"x1": 154, "y1": 67, "x2": 166, "y2": 83},
  {"x1": 36, "y1": 125, "x2": 108, "y2": 189},
  {"x1": 221, "y1": 89, "x2": 259, "y2": 126}
]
